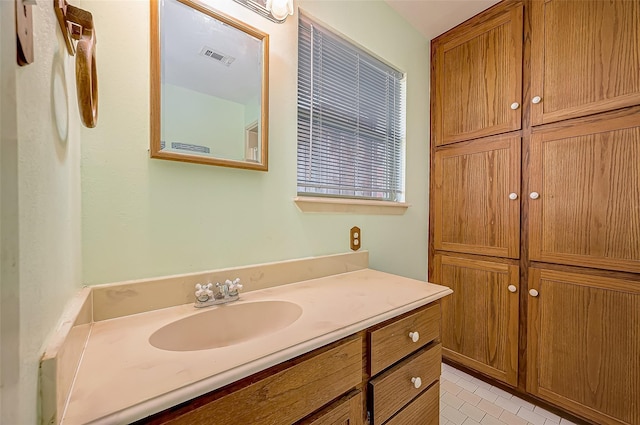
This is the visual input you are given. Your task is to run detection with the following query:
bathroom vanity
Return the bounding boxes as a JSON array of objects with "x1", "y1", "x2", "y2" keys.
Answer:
[
  {"x1": 137, "y1": 303, "x2": 441, "y2": 425},
  {"x1": 40, "y1": 252, "x2": 451, "y2": 425}
]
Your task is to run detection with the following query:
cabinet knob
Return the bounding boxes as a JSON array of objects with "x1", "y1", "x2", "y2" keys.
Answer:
[
  {"x1": 510, "y1": 102, "x2": 520, "y2": 110},
  {"x1": 529, "y1": 192, "x2": 540, "y2": 200},
  {"x1": 532, "y1": 96, "x2": 542, "y2": 104},
  {"x1": 508, "y1": 285, "x2": 517, "y2": 293},
  {"x1": 529, "y1": 289, "x2": 539, "y2": 297},
  {"x1": 411, "y1": 377, "x2": 422, "y2": 389},
  {"x1": 509, "y1": 193, "x2": 518, "y2": 200},
  {"x1": 409, "y1": 331, "x2": 420, "y2": 343}
]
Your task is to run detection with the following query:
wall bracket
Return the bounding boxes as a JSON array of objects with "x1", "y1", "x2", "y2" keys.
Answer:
[
  {"x1": 54, "y1": 0, "x2": 98, "y2": 128},
  {"x1": 16, "y1": 0, "x2": 35, "y2": 65}
]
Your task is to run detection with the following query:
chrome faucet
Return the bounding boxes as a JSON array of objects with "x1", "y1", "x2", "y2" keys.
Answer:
[{"x1": 194, "y1": 278, "x2": 243, "y2": 308}]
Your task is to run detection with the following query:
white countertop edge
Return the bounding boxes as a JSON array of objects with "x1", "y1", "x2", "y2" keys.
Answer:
[{"x1": 85, "y1": 287, "x2": 452, "y2": 425}]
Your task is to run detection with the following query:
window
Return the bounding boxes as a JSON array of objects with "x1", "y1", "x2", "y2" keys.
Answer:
[{"x1": 297, "y1": 16, "x2": 406, "y2": 202}]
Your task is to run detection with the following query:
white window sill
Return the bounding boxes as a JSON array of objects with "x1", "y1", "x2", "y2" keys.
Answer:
[{"x1": 293, "y1": 196, "x2": 410, "y2": 215}]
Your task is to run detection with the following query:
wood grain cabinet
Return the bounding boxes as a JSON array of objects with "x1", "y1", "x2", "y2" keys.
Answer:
[
  {"x1": 433, "y1": 136, "x2": 521, "y2": 258},
  {"x1": 430, "y1": 1, "x2": 640, "y2": 422},
  {"x1": 530, "y1": 0, "x2": 640, "y2": 126},
  {"x1": 432, "y1": 2, "x2": 523, "y2": 146},
  {"x1": 527, "y1": 268, "x2": 640, "y2": 425},
  {"x1": 434, "y1": 254, "x2": 519, "y2": 386},
  {"x1": 135, "y1": 303, "x2": 443, "y2": 425}
]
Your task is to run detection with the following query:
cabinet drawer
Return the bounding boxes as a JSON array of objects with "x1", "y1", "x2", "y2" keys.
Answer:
[
  {"x1": 384, "y1": 381, "x2": 439, "y2": 425},
  {"x1": 163, "y1": 337, "x2": 363, "y2": 425},
  {"x1": 369, "y1": 343, "x2": 441, "y2": 425},
  {"x1": 369, "y1": 303, "x2": 440, "y2": 375},
  {"x1": 298, "y1": 390, "x2": 363, "y2": 425}
]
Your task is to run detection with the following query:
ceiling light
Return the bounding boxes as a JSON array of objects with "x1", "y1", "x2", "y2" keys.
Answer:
[
  {"x1": 266, "y1": 0, "x2": 293, "y2": 21},
  {"x1": 232, "y1": 0, "x2": 293, "y2": 24}
]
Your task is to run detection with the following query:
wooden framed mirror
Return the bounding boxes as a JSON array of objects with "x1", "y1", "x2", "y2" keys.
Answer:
[{"x1": 151, "y1": 0, "x2": 269, "y2": 171}]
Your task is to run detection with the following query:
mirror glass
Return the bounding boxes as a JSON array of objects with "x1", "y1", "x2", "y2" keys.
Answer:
[{"x1": 151, "y1": 0, "x2": 269, "y2": 170}]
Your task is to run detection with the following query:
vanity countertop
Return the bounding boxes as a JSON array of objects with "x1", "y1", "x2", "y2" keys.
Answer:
[{"x1": 61, "y1": 269, "x2": 452, "y2": 424}]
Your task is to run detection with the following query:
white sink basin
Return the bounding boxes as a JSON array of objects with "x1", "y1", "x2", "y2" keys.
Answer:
[{"x1": 149, "y1": 300, "x2": 303, "y2": 351}]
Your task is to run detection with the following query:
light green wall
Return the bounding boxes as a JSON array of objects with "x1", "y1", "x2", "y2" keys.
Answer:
[
  {"x1": 81, "y1": 0, "x2": 430, "y2": 286},
  {"x1": 0, "y1": 1, "x2": 82, "y2": 423},
  {"x1": 162, "y1": 83, "x2": 245, "y2": 159},
  {"x1": 244, "y1": 94, "x2": 260, "y2": 126}
]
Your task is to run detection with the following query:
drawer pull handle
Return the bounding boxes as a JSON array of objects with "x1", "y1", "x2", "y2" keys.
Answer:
[
  {"x1": 408, "y1": 331, "x2": 420, "y2": 343},
  {"x1": 411, "y1": 377, "x2": 422, "y2": 389}
]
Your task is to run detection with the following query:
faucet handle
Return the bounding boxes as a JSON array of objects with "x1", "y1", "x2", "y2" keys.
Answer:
[
  {"x1": 228, "y1": 278, "x2": 243, "y2": 293},
  {"x1": 195, "y1": 283, "x2": 213, "y2": 301}
]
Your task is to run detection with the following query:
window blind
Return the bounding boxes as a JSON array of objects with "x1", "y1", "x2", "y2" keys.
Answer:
[{"x1": 297, "y1": 16, "x2": 406, "y2": 202}]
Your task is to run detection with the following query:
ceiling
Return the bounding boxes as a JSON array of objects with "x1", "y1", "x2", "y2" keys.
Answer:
[
  {"x1": 162, "y1": 0, "x2": 262, "y2": 104},
  {"x1": 384, "y1": 0, "x2": 500, "y2": 40},
  {"x1": 162, "y1": 0, "x2": 501, "y2": 103}
]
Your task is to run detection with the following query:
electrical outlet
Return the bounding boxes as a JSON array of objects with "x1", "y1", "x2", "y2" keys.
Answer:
[{"x1": 350, "y1": 226, "x2": 361, "y2": 251}]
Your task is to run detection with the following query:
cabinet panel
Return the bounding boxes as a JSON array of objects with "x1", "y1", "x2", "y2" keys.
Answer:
[
  {"x1": 162, "y1": 337, "x2": 362, "y2": 425},
  {"x1": 434, "y1": 136, "x2": 521, "y2": 258},
  {"x1": 434, "y1": 4, "x2": 522, "y2": 145},
  {"x1": 529, "y1": 115, "x2": 640, "y2": 273},
  {"x1": 434, "y1": 254, "x2": 519, "y2": 386},
  {"x1": 527, "y1": 268, "x2": 640, "y2": 425},
  {"x1": 530, "y1": 0, "x2": 640, "y2": 125}
]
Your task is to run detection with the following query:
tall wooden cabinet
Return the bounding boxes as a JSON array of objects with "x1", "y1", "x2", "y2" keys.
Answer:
[{"x1": 430, "y1": 1, "x2": 640, "y2": 424}]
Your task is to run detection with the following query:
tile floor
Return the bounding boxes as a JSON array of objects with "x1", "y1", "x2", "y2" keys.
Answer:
[{"x1": 440, "y1": 363, "x2": 576, "y2": 425}]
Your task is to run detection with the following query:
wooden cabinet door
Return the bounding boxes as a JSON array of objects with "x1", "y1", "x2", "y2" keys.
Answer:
[
  {"x1": 529, "y1": 112, "x2": 640, "y2": 273},
  {"x1": 434, "y1": 136, "x2": 521, "y2": 258},
  {"x1": 433, "y1": 3, "x2": 523, "y2": 146},
  {"x1": 528, "y1": 268, "x2": 640, "y2": 425},
  {"x1": 530, "y1": 0, "x2": 640, "y2": 125},
  {"x1": 434, "y1": 254, "x2": 519, "y2": 386}
]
